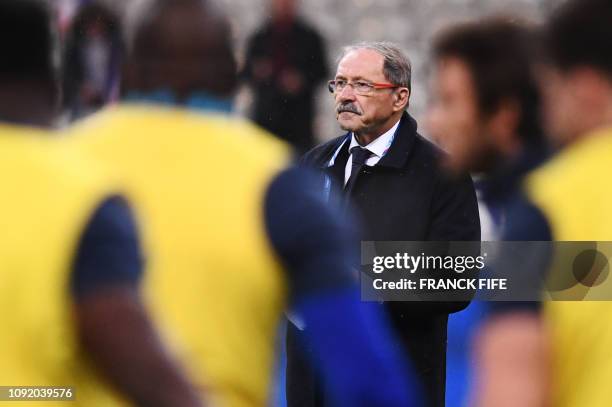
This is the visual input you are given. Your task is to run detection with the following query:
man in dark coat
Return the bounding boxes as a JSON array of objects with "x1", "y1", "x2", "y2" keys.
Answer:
[
  {"x1": 287, "y1": 42, "x2": 481, "y2": 407},
  {"x1": 242, "y1": 0, "x2": 328, "y2": 153}
]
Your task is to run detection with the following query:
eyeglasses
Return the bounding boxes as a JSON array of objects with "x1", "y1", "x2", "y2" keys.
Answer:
[{"x1": 328, "y1": 79, "x2": 398, "y2": 95}]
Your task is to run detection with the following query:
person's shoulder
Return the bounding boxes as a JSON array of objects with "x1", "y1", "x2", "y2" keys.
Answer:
[
  {"x1": 0, "y1": 127, "x2": 67, "y2": 182},
  {"x1": 66, "y1": 105, "x2": 159, "y2": 157},
  {"x1": 404, "y1": 129, "x2": 448, "y2": 174},
  {"x1": 247, "y1": 22, "x2": 273, "y2": 42},
  {"x1": 310, "y1": 135, "x2": 347, "y2": 153},
  {"x1": 414, "y1": 132, "x2": 444, "y2": 159},
  {"x1": 294, "y1": 18, "x2": 323, "y2": 36},
  {"x1": 68, "y1": 104, "x2": 139, "y2": 135},
  {"x1": 503, "y1": 190, "x2": 553, "y2": 241},
  {"x1": 405, "y1": 129, "x2": 476, "y2": 192},
  {"x1": 211, "y1": 115, "x2": 291, "y2": 158},
  {"x1": 392, "y1": 112, "x2": 444, "y2": 166},
  {"x1": 301, "y1": 135, "x2": 347, "y2": 167},
  {"x1": 526, "y1": 131, "x2": 612, "y2": 199}
]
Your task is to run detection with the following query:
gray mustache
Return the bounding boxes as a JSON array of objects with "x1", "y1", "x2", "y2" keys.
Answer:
[{"x1": 337, "y1": 103, "x2": 362, "y2": 115}]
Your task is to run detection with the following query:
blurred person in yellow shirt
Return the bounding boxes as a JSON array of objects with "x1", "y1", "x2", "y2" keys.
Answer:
[
  {"x1": 0, "y1": 1, "x2": 202, "y2": 406},
  {"x1": 473, "y1": 0, "x2": 612, "y2": 406},
  {"x1": 68, "y1": 0, "x2": 424, "y2": 406}
]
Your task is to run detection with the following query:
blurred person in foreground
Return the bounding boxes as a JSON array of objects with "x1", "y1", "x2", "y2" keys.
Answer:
[
  {"x1": 428, "y1": 18, "x2": 547, "y2": 236},
  {"x1": 473, "y1": 0, "x2": 612, "y2": 406},
  {"x1": 68, "y1": 0, "x2": 423, "y2": 406},
  {"x1": 242, "y1": 0, "x2": 328, "y2": 153},
  {"x1": 0, "y1": 1, "x2": 202, "y2": 406},
  {"x1": 63, "y1": 1, "x2": 123, "y2": 120},
  {"x1": 289, "y1": 41, "x2": 480, "y2": 407},
  {"x1": 427, "y1": 18, "x2": 549, "y2": 407}
]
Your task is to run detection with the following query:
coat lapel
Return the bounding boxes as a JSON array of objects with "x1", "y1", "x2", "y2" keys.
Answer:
[{"x1": 375, "y1": 112, "x2": 418, "y2": 170}]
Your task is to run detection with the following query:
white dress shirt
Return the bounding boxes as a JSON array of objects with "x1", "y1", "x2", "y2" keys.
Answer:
[{"x1": 344, "y1": 119, "x2": 401, "y2": 185}]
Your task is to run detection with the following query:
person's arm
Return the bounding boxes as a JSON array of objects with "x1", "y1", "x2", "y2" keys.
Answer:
[
  {"x1": 265, "y1": 167, "x2": 423, "y2": 407},
  {"x1": 472, "y1": 196, "x2": 553, "y2": 407},
  {"x1": 472, "y1": 312, "x2": 550, "y2": 407},
  {"x1": 71, "y1": 197, "x2": 202, "y2": 407}
]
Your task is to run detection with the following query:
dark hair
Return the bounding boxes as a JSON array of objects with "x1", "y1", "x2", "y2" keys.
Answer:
[
  {"x1": 0, "y1": 0, "x2": 56, "y2": 83},
  {"x1": 433, "y1": 17, "x2": 542, "y2": 143},
  {"x1": 545, "y1": 0, "x2": 612, "y2": 78}
]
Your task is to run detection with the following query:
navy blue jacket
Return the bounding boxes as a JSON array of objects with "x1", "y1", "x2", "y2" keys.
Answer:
[{"x1": 288, "y1": 112, "x2": 481, "y2": 407}]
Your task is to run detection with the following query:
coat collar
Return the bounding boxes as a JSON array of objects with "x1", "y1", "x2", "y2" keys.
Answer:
[
  {"x1": 376, "y1": 111, "x2": 418, "y2": 169},
  {"x1": 320, "y1": 111, "x2": 418, "y2": 170}
]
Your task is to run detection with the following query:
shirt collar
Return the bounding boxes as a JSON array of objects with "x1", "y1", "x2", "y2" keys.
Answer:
[{"x1": 348, "y1": 118, "x2": 401, "y2": 158}]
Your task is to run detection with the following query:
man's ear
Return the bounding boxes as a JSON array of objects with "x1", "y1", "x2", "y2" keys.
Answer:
[
  {"x1": 393, "y1": 87, "x2": 410, "y2": 112},
  {"x1": 487, "y1": 99, "x2": 522, "y2": 156}
]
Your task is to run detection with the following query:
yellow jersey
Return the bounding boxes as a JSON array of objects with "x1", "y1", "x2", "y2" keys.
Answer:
[
  {"x1": 0, "y1": 123, "x2": 126, "y2": 406},
  {"x1": 70, "y1": 104, "x2": 291, "y2": 407},
  {"x1": 526, "y1": 127, "x2": 612, "y2": 407}
]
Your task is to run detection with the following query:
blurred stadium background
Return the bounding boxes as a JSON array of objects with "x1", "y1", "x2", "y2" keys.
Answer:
[
  {"x1": 51, "y1": 1, "x2": 561, "y2": 406},
  {"x1": 56, "y1": 0, "x2": 557, "y2": 141}
]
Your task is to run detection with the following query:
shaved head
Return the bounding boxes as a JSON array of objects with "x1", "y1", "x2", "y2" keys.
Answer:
[{"x1": 124, "y1": 0, "x2": 237, "y2": 100}]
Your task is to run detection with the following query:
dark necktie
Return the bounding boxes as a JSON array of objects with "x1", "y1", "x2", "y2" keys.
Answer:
[{"x1": 345, "y1": 146, "x2": 373, "y2": 195}]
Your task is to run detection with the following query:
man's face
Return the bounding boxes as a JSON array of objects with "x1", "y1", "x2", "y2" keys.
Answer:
[
  {"x1": 334, "y1": 49, "x2": 399, "y2": 134},
  {"x1": 427, "y1": 57, "x2": 497, "y2": 173}
]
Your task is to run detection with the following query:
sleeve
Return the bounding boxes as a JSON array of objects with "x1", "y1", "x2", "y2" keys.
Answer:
[
  {"x1": 265, "y1": 167, "x2": 424, "y2": 407},
  {"x1": 487, "y1": 194, "x2": 552, "y2": 315},
  {"x1": 70, "y1": 196, "x2": 143, "y2": 299},
  {"x1": 502, "y1": 194, "x2": 552, "y2": 241},
  {"x1": 264, "y1": 166, "x2": 356, "y2": 301}
]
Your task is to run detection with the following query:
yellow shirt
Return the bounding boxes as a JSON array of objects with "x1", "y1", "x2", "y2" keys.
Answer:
[
  {"x1": 0, "y1": 123, "x2": 124, "y2": 406},
  {"x1": 526, "y1": 127, "x2": 612, "y2": 407},
  {"x1": 70, "y1": 104, "x2": 291, "y2": 407}
]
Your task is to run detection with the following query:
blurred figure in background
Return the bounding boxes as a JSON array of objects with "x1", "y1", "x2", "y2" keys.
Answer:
[
  {"x1": 474, "y1": 0, "x2": 612, "y2": 406},
  {"x1": 69, "y1": 0, "x2": 423, "y2": 405},
  {"x1": 427, "y1": 17, "x2": 548, "y2": 407},
  {"x1": 63, "y1": 1, "x2": 122, "y2": 120},
  {"x1": 242, "y1": 0, "x2": 328, "y2": 153},
  {"x1": 0, "y1": 1, "x2": 202, "y2": 406}
]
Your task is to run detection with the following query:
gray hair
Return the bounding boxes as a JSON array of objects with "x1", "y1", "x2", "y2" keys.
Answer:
[{"x1": 338, "y1": 41, "x2": 412, "y2": 91}]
